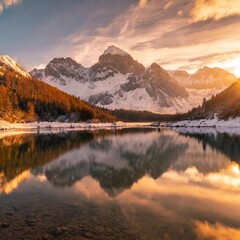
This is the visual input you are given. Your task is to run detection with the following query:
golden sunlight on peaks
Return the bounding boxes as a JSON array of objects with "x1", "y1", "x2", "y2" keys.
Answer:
[
  {"x1": 225, "y1": 56, "x2": 240, "y2": 77},
  {"x1": 195, "y1": 221, "x2": 240, "y2": 240},
  {"x1": 0, "y1": 170, "x2": 30, "y2": 195}
]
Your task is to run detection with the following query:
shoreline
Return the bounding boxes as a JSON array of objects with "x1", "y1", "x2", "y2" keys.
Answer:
[
  {"x1": 0, "y1": 120, "x2": 153, "y2": 131},
  {"x1": 165, "y1": 117, "x2": 240, "y2": 129},
  {"x1": 1, "y1": 117, "x2": 240, "y2": 137}
]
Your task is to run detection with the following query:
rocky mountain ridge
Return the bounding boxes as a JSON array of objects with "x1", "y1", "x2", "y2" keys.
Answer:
[
  {"x1": 30, "y1": 46, "x2": 195, "y2": 113},
  {"x1": 30, "y1": 46, "x2": 238, "y2": 114}
]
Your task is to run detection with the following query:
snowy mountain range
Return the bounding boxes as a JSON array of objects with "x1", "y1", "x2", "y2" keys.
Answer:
[
  {"x1": 29, "y1": 46, "x2": 237, "y2": 114},
  {"x1": 0, "y1": 46, "x2": 237, "y2": 114},
  {"x1": 30, "y1": 46, "x2": 189, "y2": 113}
]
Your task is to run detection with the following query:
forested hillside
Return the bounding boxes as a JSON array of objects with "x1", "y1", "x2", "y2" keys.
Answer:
[
  {"x1": 111, "y1": 109, "x2": 179, "y2": 122},
  {"x1": 0, "y1": 70, "x2": 116, "y2": 123},
  {"x1": 184, "y1": 80, "x2": 240, "y2": 120}
]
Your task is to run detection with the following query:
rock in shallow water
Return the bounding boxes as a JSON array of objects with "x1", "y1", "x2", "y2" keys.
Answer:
[{"x1": 1, "y1": 222, "x2": 10, "y2": 228}]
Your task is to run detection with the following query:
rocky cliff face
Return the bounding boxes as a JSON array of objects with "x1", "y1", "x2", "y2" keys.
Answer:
[
  {"x1": 90, "y1": 46, "x2": 145, "y2": 79},
  {"x1": 30, "y1": 57, "x2": 88, "y2": 85}
]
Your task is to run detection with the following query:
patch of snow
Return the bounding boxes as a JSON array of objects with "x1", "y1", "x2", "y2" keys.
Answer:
[
  {"x1": 166, "y1": 117, "x2": 240, "y2": 130},
  {"x1": 0, "y1": 55, "x2": 31, "y2": 78},
  {"x1": 0, "y1": 120, "x2": 151, "y2": 132}
]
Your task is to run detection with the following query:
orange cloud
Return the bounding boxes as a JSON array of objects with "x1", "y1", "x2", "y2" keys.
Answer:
[
  {"x1": 0, "y1": 0, "x2": 22, "y2": 13},
  {"x1": 191, "y1": 0, "x2": 240, "y2": 21},
  {"x1": 195, "y1": 221, "x2": 240, "y2": 240},
  {"x1": 0, "y1": 170, "x2": 30, "y2": 194},
  {"x1": 139, "y1": 0, "x2": 148, "y2": 8},
  {"x1": 0, "y1": 3, "x2": 3, "y2": 13}
]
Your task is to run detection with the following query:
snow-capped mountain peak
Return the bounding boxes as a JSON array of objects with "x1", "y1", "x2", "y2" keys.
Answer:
[
  {"x1": 30, "y1": 57, "x2": 89, "y2": 85},
  {"x1": 0, "y1": 55, "x2": 31, "y2": 78},
  {"x1": 103, "y1": 45, "x2": 129, "y2": 56}
]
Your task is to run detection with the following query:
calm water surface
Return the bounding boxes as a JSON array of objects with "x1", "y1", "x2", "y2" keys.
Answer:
[{"x1": 0, "y1": 128, "x2": 240, "y2": 240}]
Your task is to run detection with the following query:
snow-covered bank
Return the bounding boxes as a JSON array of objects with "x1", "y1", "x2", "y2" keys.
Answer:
[
  {"x1": 0, "y1": 120, "x2": 152, "y2": 131},
  {"x1": 166, "y1": 117, "x2": 240, "y2": 128},
  {"x1": 0, "y1": 120, "x2": 123, "y2": 131}
]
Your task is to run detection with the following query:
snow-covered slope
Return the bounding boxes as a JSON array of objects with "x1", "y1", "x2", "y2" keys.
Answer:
[{"x1": 0, "y1": 55, "x2": 31, "y2": 78}]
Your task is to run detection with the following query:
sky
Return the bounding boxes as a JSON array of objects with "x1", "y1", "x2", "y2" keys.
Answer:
[{"x1": 0, "y1": 0, "x2": 240, "y2": 76}]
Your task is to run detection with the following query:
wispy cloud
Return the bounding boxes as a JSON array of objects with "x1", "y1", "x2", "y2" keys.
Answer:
[
  {"x1": 6, "y1": 0, "x2": 239, "y2": 76},
  {"x1": 0, "y1": 3, "x2": 3, "y2": 13},
  {"x1": 65, "y1": 0, "x2": 240, "y2": 77},
  {"x1": 177, "y1": 50, "x2": 240, "y2": 76},
  {"x1": 191, "y1": 0, "x2": 240, "y2": 21},
  {"x1": 139, "y1": 0, "x2": 148, "y2": 8},
  {"x1": 195, "y1": 221, "x2": 240, "y2": 240},
  {"x1": 0, "y1": 0, "x2": 22, "y2": 13},
  {"x1": 67, "y1": 0, "x2": 188, "y2": 66}
]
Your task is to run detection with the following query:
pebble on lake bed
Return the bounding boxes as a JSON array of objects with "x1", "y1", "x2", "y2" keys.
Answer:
[{"x1": 1, "y1": 222, "x2": 10, "y2": 228}]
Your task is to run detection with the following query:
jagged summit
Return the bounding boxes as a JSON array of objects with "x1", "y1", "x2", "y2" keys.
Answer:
[
  {"x1": 92, "y1": 46, "x2": 144, "y2": 76},
  {"x1": 30, "y1": 56, "x2": 88, "y2": 85},
  {"x1": 103, "y1": 45, "x2": 129, "y2": 56},
  {"x1": 48, "y1": 57, "x2": 84, "y2": 67},
  {"x1": 0, "y1": 55, "x2": 31, "y2": 78}
]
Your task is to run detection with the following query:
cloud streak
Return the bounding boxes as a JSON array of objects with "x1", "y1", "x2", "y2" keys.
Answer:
[
  {"x1": 195, "y1": 221, "x2": 240, "y2": 240},
  {"x1": 0, "y1": 0, "x2": 22, "y2": 13},
  {"x1": 191, "y1": 0, "x2": 240, "y2": 21},
  {"x1": 2, "y1": 0, "x2": 239, "y2": 77},
  {"x1": 139, "y1": 0, "x2": 148, "y2": 8},
  {"x1": 65, "y1": 0, "x2": 240, "y2": 77}
]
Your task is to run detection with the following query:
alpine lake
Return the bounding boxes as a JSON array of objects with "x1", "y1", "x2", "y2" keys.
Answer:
[{"x1": 0, "y1": 127, "x2": 240, "y2": 240}]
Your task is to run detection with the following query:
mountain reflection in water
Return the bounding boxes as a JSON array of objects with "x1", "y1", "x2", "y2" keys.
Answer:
[{"x1": 0, "y1": 128, "x2": 240, "y2": 240}]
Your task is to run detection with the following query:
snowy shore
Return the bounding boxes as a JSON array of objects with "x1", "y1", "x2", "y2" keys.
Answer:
[
  {"x1": 1, "y1": 117, "x2": 240, "y2": 134},
  {"x1": 0, "y1": 120, "x2": 151, "y2": 131},
  {"x1": 165, "y1": 117, "x2": 240, "y2": 128}
]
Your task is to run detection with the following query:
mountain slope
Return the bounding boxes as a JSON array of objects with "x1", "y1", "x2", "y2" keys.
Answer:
[
  {"x1": 169, "y1": 67, "x2": 237, "y2": 89},
  {"x1": 0, "y1": 56, "x2": 116, "y2": 123},
  {"x1": 0, "y1": 55, "x2": 31, "y2": 78},
  {"x1": 184, "y1": 81, "x2": 240, "y2": 119},
  {"x1": 30, "y1": 46, "x2": 191, "y2": 114}
]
